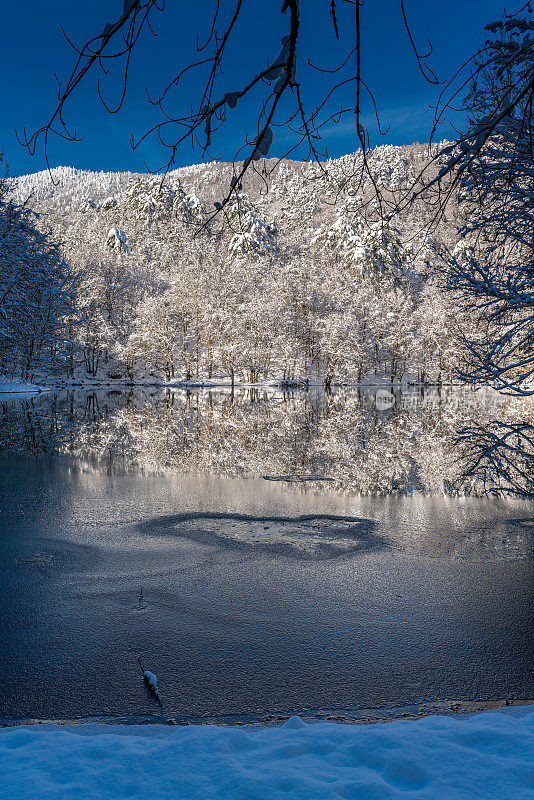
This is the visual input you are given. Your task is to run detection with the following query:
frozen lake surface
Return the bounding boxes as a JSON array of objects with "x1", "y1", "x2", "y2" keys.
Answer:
[{"x1": 0, "y1": 389, "x2": 532, "y2": 723}]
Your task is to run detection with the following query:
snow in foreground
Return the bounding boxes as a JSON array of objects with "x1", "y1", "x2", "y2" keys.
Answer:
[{"x1": 1, "y1": 709, "x2": 533, "y2": 800}]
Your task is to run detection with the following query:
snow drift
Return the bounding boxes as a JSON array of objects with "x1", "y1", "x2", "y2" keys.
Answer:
[{"x1": 0, "y1": 707, "x2": 532, "y2": 799}]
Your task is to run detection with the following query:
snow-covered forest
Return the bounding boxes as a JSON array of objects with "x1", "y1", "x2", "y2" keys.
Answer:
[{"x1": 5, "y1": 143, "x2": 472, "y2": 386}]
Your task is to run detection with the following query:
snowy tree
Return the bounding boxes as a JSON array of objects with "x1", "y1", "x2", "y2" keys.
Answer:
[
  {"x1": 106, "y1": 227, "x2": 130, "y2": 255},
  {"x1": 313, "y1": 208, "x2": 410, "y2": 287},
  {"x1": 124, "y1": 176, "x2": 205, "y2": 228},
  {"x1": 442, "y1": 15, "x2": 534, "y2": 397},
  {"x1": 0, "y1": 160, "x2": 77, "y2": 379},
  {"x1": 227, "y1": 193, "x2": 276, "y2": 259},
  {"x1": 413, "y1": 279, "x2": 464, "y2": 385},
  {"x1": 132, "y1": 292, "x2": 182, "y2": 381}
]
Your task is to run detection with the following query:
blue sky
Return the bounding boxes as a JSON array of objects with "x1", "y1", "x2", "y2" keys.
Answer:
[{"x1": 1, "y1": 0, "x2": 509, "y2": 176}]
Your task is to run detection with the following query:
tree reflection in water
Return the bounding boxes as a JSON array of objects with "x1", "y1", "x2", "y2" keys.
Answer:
[{"x1": 0, "y1": 386, "x2": 532, "y2": 496}]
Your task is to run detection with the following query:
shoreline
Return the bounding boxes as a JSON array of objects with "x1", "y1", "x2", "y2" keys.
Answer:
[
  {"x1": 2, "y1": 697, "x2": 532, "y2": 730},
  {"x1": 1, "y1": 378, "x2": 466, "y2": 394}
]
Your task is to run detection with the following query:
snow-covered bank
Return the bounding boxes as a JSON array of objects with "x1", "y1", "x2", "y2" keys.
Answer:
[
  {"x1": 1, "y1": 709, "x2": 532, "y2": 800},
  {"x1": 0, "y1": 379, "x2": 50, "y2": 394},
  {"x1": 45, "y1": 376, "x2": 455, "y2": 391}
]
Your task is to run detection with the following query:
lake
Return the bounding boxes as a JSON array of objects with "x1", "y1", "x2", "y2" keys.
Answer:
[{"x1": 0, "y1": 387, "x2": 532, "y2": 724}]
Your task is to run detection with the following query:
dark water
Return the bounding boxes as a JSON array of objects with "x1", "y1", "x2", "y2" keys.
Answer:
[{"x1": 0, "y1": 389, "x2": 532, "y2": 723}]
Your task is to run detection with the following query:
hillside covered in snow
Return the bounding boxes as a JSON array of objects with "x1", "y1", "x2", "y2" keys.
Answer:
[{"x1": 9, "y1": 144, "x2": 467, "y2": 386}]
